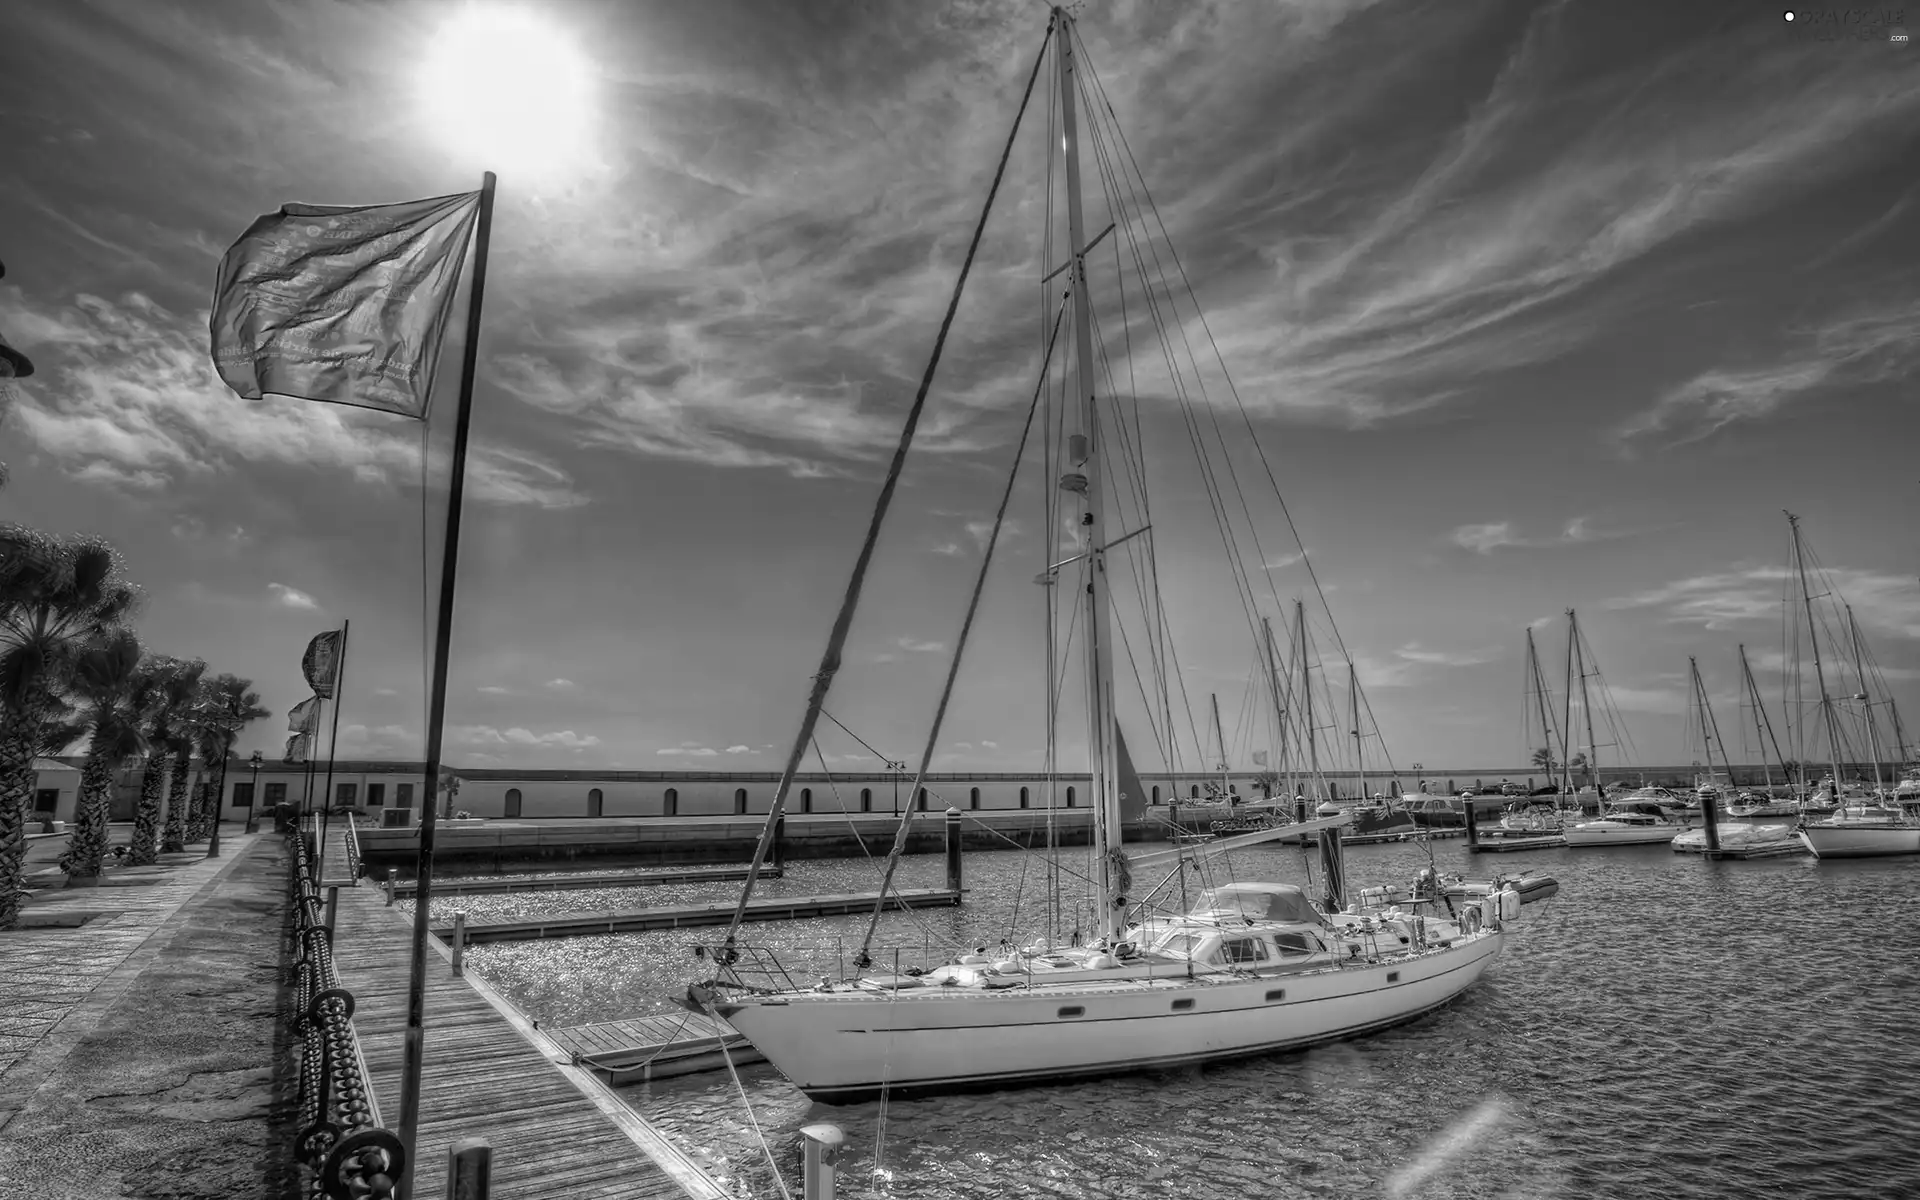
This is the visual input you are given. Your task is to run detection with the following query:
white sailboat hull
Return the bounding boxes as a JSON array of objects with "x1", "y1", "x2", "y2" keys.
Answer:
[
  {"x1": 1564, "y1": 822, "x2": 1684, "y2": 847},
  {"x1": 713, "y1": 932, "x2": 1503, "y2": 1102},
  {"x1": 1798, "y1": 824, "x2": 1920, "y2": 858}
]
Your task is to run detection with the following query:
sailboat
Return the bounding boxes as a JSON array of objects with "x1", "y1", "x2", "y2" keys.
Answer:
[
  {"x1": 1669, "y1": 655, "x2": 1804, "y2": 857},
  {"x1": 1722, "y1": 643, "x2": 1801, "y2": 819},
  {"x1": 1791, "y1": 514, "x2": 1920, "y2": 858},
  {"x1": 686, "y1": 9, "x2": 1516, "y2": 1103},
  {"x1": 1562, "y1": 610, "x2": 1685, "y2": 847}
]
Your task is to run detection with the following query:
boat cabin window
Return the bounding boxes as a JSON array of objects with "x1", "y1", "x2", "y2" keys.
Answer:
[
  {"x1": 1213, "y1": 937, "x2": 1268, "y2": 966},
  {"x1": 1271, "y1": 931, "x2": 1322, "y2": 958},
  {"x1": 1152, "y1": 931, "x2": 1207, "y2": 959}
]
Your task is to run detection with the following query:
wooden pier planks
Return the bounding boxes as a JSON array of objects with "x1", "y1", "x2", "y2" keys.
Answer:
[
  {"x1": 328, "y1": 883, "x2": 725, "y2": 1199},
  {"x1": 390, "y1": 864, "x2": 781, "y2": 897},
  {"x1": 547, "y1": 1013, "x2": 769, "y2": 1084},
  {"x1": 436, "y1": 886, "x2": 963, "y2": 944}
]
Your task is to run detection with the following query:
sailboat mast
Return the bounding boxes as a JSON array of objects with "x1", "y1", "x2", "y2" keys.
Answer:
[
  {"x1": 1262, "y1": 616, "x2": 1290, "y2": 802},
  {"x1": 1297, "y1": 599, "x2": 1318, "y2": 788},
  {"x1": 1846, "y1": 603, "x2": 1885, "y2": 794},
  {"x1": 1891, "y1": 698, "x2": 1910, "y2": 765},
  {"x1": 1571, "y1": 610, "x2": 1600, "y2": 799},
  {"x1": 1526, "y1": 628, "x2": 1559, "y2": 786},
  {"x1": 1560, "y1": 614, "x2": 1577, "y2": 797},
  {"x1": 1350, "y1": 665, "x2": 1366, "y2": 802},
  {"x1": 1739, "y1": 644, "x2": 1787, "y2": 793},
  {"x1": 1054, "y1": 8, "x2": 1124, "y2": 941},
  {"x1": 1789, "y1": 512, "x2": 1846, "y2": 797},
  {"x1": 1210, "y1": 692, "x2": 1227, "y2": 797}
]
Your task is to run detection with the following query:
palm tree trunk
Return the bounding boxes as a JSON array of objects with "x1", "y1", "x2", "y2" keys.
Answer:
[
  {"x1": 161, "y1": 749, "x2": 191, "y2": 852},
  {"x1": 186, "y1": 777, "x2": 210, "y2": 842},
  {"x1": 62, "y1": 755, "x2": 116, "y2": 882},
  {"x1": 129, "y1": 755, "x2": 167, "y2": 866},
  {"x1": 0, "y1": 697, "x2": 56, "y2": 930}
]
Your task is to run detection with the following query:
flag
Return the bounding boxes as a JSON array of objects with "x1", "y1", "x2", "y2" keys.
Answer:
[
  {"x1": 287, "y1": 695, "x2": 323, "y2": 735},
  {"x1": 283, "y1": 732, "x2": 311, "y2": 764},
  {"x1": 210, "y1": 191, "x2": 482, "y2": 418},
  {"x1": 302, "y1": 630, "x2": 343, "y2": 699}
]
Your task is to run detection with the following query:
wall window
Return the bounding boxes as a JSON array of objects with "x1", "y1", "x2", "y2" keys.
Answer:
[
  {"x1": 860, "y1": 787, "x2": 873, "y2": 813},
  {"x1": 504, "y1": 788, "x2": 523, "y2": 818},
  {"x1": 801, "y1": 787, "x2": 812, "y2": 814},
  {"x1": 588, "y1": 788, "x2": 604, "y2": 818},
  {"x1": 232, "y1": 783, "x2": 255, "y2": 808},
  {"x1": 1019, "y1": 786, "x2": 1029, "y2": 810},
  {"x1": 335, "y1": 783, "x2": 358, "y2": 806},
  {"x1": 969, "y1": 787, "x2": 981, "y2": 810},
  {"x1": 1066, "y1": 785, "x2": 1076, "y2": 808},
  {"x1": 1152, "y1": 785, "x2": 1162, "y2": 804},
  {"x1": 1190, "y1": 785, "x2": 1201, "y2": 799},
  {"x1": 734, "y1": 787, "x2": 748, "y2": 815},
  {"x1": 32, "y1": 789, "x2": 59, "y2": 814},
  {"x1": 663, "y1": 787, "x2": 678, "y2": 817},
  {"x1": 396, "y1": 783, "x2": 415, "y2": 809},
  {"x1": 265, "y1": 782, "x2": 287, "y2": 805},
  {"x1": 917, "y1": 787, "x2": 929, "y2": 812},
  {"x1": 366, "y1": 783, "x2": 386, "y2": 807}
]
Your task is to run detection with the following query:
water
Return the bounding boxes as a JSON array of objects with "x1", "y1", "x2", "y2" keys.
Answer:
[{"x1": 453, "y1": 838, "x2": 1920, "y2": 1199}]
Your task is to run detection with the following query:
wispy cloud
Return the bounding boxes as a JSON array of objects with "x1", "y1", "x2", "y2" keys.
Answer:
[
  {"x1": 455, "y1": 725, "x2": 601, "y2": 750},
  {"x1": 1395, "y1": 643, "x2": 1495, "y2": 668},
  {"x1": 476, "y1": 685, "x2": 511, "y2": 695},
  {"x1": 266, "y1": 582, "x2": 317, "y2": 610},
  {"x1": 897, "y1": 637, "x2": 944, "y2": 654},
  {"x1": 657, "y1": 743, "x2": 718, "y2": 757},
  {"x1": 544, "y1": 678, "x2": 576, "y2": 690},
  {"x1": 1449, "y1": 517, "x2": 1625, "y2": 554},
  {"x1": 1608, "y1": 562, "x2": 1920, "y2": 640}
]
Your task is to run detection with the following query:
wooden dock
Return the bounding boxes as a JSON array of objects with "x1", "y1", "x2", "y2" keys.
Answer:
[
  {"x1": 435, "y1": 887, "x2": 963, "y2": 944},
  {"x1": 326, "y1": 870, "x2": 726, "y2": 1198},
  {"x1": 548, "y1": 1012, "x2": 768, "y2": 1085},
  {"x1": 1469, "y1": 834, "x2": 1566, "y2": 853},
  {"x1": 390, "y1": 864, "x2": 781, "y2": 898}
]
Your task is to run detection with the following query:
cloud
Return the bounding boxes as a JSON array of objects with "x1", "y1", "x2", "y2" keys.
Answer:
[
  {"x1": 1262, "y1": 550, "x2": 1309, "y2": 571},
  {"x1": 0, "y1": 287, "x2": 588, "y2": 509},
  {"x1": 1618, "y1": 300, "x2": 1920, "y2": 448},
  {"x1": 724, "y1": 744, "x2": 753, "y2": 754},
  {"x1": 897, "y1": 637, "x2": 944, "y2": 653},
  {"x1": 335, "y1": 723, "x2": 413, "y2": 754},
  {"x1": 1352, "y1": 654, "x2": 1421, "y2": 689},
  {"x1": 1395, "y1": 643, "x2": 1494, "y2": 668},
  {"x1": 476, "y1": 685, "x2": 511, "y2": 695},
  {"x1": 454, "y1": 725, "x2": 601, "y2": 750},
  {"x1": 1606, "y1": 686, "x2": 1687, "y2": 715},
  {"x1": 266, "y1": 582, "x2": 317, "y2": 610},
  {"x1": 1449, "y1": 517, "x2": 1625, "y2": 554},
  {"x1": 544, "y1": 678, "x2": 576, "y2": 690},
  {"x1": 372, "y1": 687, "x2": 399, "y2": 697},
  {"x1": 980, "y1": 740, "x2": 998, "y2": 750},
  {"x1": 1610, "y1": 563, "x2": 1920, "y2": 639},
  {"x1": 657, "y1": 745, "x2": 719, "y2": 757}
]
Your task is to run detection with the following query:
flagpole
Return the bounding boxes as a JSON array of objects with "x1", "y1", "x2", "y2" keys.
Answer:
[
  {"x1": 300, "y1": 711, "x2": 319, "y2": 823},
  {"x1": 317, "y1": 618, "x2": 350, "y2": 877},
  {"x1": 398, "y1": 171, "x2": 495, "y2": 1194}
]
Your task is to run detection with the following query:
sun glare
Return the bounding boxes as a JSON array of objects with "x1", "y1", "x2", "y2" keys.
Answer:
[{"x1": 418, "y1": 6, "x2": 594, "y2": 178}]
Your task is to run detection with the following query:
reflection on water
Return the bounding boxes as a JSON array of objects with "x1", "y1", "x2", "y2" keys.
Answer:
[{"x1": 457, "y1": 840, "x2": 1920, "y2": 1199}]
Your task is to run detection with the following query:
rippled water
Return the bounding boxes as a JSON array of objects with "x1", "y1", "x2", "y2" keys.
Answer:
[{"x1": 453, "y1": 837, "x2": 1920, "y2": 1199}]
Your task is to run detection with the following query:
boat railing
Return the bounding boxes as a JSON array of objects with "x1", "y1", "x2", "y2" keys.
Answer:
[{"x1": 289, "y1": 828, "x2": 405, "y2": 1198}]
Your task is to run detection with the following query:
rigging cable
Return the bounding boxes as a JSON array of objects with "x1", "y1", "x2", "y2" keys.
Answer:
[{"x1": 716, "y1": 15, "x2": 1056, "y2": 948}]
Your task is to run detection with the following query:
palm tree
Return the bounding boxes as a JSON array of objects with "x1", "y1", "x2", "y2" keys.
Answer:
[
  {"x1": 60, "y1": 629, "x2": 146, "y2": 882},
  {"x1": 127, "y1": 657, "x2": 188, "y2": 866},
  {"x1": 191, "y1": 673, "x2": 270, "y2": 842},
  {"x1": 158, "y1": 663, "x2": 207, "y2": 853},
  {"x1": 1530, "y1": 746, "x2": 1557, "y2": 775},
  {"x1": 0, "y1": 525, "x2": 140, "y2": 928}
]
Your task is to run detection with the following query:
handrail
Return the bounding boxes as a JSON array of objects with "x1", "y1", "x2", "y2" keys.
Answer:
[
  {"x1": 342, "y1": 814, "x2": 364, "y2": 883},
  {"x1": 290, "y1": 829, "x2": 406, "y2": 1198}
]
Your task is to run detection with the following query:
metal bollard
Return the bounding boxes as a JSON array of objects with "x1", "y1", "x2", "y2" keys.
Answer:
[
  {"x1": 446, "y1": 1136, "x2": 491, "y2": 1200},
  {"x1": 452, "y1": 910, "x2": 467, "y2": 977},
  {"x1": 799, "y1": 1124, "x2": 844, "y2": 1200},
  {"x1": 385, "y1": 867, "x2": 397, "y2": 906}
]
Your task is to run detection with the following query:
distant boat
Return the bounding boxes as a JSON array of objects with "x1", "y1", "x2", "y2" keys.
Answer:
[
  {"x1": 1671, "y1": 823, "x2": 1805, "y2": 857},
  {"x1": 1565, "y1": 799, "x2": 1685, "y2": 847}
]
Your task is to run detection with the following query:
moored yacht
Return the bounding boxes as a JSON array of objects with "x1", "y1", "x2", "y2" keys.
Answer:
[
  {"x1": 1798, "y1": 804, "x2": 1920, "y2": 858},
  {"x1": 1564, "y1": 800, "x2": 1686, "y2": 847}
]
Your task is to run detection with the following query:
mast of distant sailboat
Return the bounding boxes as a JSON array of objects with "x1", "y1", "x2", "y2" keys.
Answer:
[
  {"x1": 1845, "y1": 604, "x2": 1886, "y2": 798},
  {"x1": 1737, "y1": 643, "x2": 1790, "y2": 796},
  {"x1": 1788, "y1": 511, "x2": 1847, "y2": 799}
]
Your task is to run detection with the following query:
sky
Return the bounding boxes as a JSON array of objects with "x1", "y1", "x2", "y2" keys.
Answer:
[{"x1": 2, "y1": 0, "x2": 1917, "y2": 778}]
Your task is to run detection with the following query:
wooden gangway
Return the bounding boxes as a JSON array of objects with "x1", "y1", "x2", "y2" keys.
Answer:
[
  {"x1": 328, "y1": 879, "x2": 726, "y2": 1199},
  {"x1": 434, "y1": 886, "x2": 963, "y2": 944},
  {"x1": 390, "y1": 864, "x2": 782, "y2": 898},
  {"x1": 547, "y1": 1012, "x2": 768, "y2": 1085}
]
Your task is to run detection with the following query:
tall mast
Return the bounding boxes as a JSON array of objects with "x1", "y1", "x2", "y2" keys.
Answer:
[
  {"x1": 1738, "y1": 644, "x2": 1788, "y2": 793},
  {"x1": 1788, "y1": 512, "x2": 1846, "y2": 797},
  {"x1": 1571, "y1": 610, "x2": 1600, "y2": 800},
  {"x1": 1054, "y1": 8, "x2": 1124, "y2": 941},
  {"x1": 1846, "y1": 603, "x2": 1885, "y2": 795},
  {"x1": 1526, "y1": 628, "x2": 1560, "y2": 789},
  {"x1": 1890, "y1": 697, "x2": 1910, "y2": 766},
  {"x1": 1350, "y1": 664, "x2": 1367, "y2": 803},
  {"x1": 1297, "y1": 599, "x2": 1318, "y2": 790},
  {"x1": 1691, "y1": 657, "x2": 1734, "y2": 788},
  {"x1": 1560, "y1": 613, "x2": 1577, "y2": 798},
  {"x1": 1210, "y1": 692, "x2": 1227, "y2": 797},
  {"x1": 1261, "y1": 616, "x2": 1290, "y2": 801}
]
